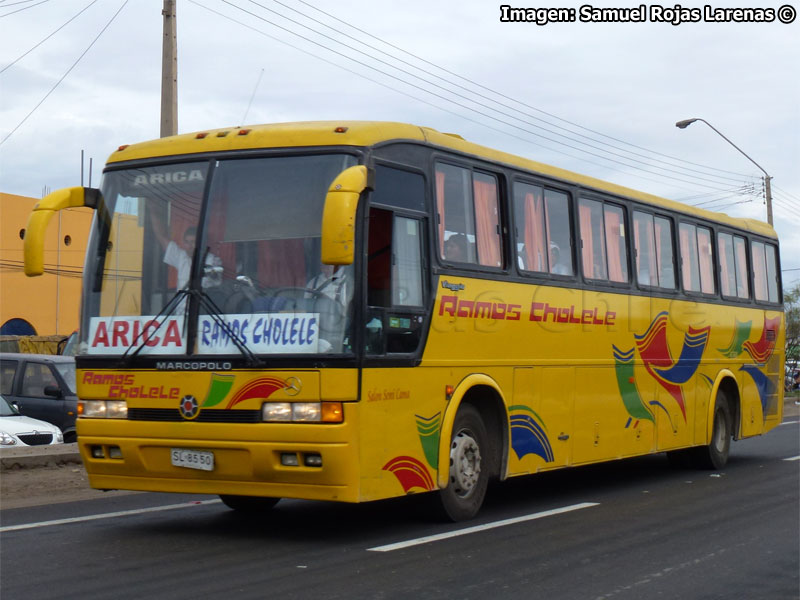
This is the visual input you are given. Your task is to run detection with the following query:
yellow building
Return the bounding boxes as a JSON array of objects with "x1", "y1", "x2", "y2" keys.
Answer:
[{"x1": 0, "y1": 192, "x2": 92, "y2": 335}]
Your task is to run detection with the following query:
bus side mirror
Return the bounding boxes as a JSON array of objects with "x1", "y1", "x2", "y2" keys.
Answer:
[
  {"x1": 24, "y1": 187, "x2": 101, "y2": 276},
  {"x1": 320, "y1": 166, "x2": 372, "y2": 266}
]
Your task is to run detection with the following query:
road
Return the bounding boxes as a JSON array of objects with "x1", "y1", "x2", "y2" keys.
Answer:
[{"x1": 1, "y1": 418, "x2": 798, "y2": 600}]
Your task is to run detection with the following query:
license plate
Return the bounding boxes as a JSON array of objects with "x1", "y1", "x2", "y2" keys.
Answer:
[{"x1": 171, "y1": 448, "x2": 214, "y2": 471}]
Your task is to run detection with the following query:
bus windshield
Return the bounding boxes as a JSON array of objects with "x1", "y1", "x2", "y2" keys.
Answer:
[{"x1": 81, "y1": 153, "x2": 358, "y2": 357}]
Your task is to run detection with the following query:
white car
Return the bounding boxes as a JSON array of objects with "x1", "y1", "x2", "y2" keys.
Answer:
[{"x1": 0, "y1": 394, "x2": 63, "y2": 448}]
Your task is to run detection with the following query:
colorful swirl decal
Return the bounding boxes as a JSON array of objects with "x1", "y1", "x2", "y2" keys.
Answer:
[
  {"x1": 509, "y1": 405, "x2": 554, "y2": 462},
  {"x1": 383, "y1": 456, "x2": 435, "y2": 492}
]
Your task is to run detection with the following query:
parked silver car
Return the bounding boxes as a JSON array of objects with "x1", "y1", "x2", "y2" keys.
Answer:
[{"x1": 0, "y1": 394, "x2": 63, "y2": 447}]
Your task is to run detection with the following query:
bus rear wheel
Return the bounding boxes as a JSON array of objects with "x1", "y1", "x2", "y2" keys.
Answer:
[
  {"x1": 219, "y1": 495, "x2": 280, "y2": 512},
  {"x1": 438, "y1": 404, "x2": 489, "y2": 522},
  {"x1": 690, "y1": 391, "x2": 732, "y2": 470}
]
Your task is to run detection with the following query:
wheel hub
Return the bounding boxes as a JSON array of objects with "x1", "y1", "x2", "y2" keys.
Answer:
[{"x1": 450, "y1": 431, "x2": 481, "y2": 496}]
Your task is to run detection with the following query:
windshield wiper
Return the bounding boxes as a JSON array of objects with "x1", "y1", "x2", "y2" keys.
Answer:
[
  {"x1": 192, "y1": 288, "x2": 264, "y2": 367},
  {"x1": 121, "y1": 288, "x2": 190, "y2": 366},
  {"x1": 121, "y1": 287, "x2": 263, "y2": 367}
]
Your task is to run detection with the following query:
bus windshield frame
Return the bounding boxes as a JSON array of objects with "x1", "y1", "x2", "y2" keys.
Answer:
[{"x1": 79, "y1": 151, "x2": 360, "y2": 361}]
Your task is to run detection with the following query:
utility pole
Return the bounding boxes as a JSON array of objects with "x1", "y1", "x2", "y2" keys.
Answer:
[{"x1": 160, "y1": 0, "x2": 177, "y2": 138}]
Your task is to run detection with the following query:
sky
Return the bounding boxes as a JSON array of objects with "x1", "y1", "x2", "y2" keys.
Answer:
[{"x1": 1, "y1": 0, "x2": 798, "y2": 287}]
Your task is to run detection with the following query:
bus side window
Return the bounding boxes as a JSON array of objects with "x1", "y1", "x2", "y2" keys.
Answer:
[
  {"x1": 544, "y1": 189, "x2": 573, "y2": 276},
  {"x1": 366, "y1": 207, "x2": 426, "y2": 355},
  {"x1": 752, "y1": 240, "x2": 780, "y2": 303},
  {"x1": 654, "y1": 216, "x2": 676, "y2": 289},
  {"x1": 513, "y1": 182, "x2": 545, "y2": 271},
  {"x1": 680, "y1": 223, "x2": 715, "y2": 295},
  {"x1": 436, "y1": 163, "x2": 502, "y2": 268},
  {"x1": 579, "y1": 198, "x2": 627, "y2": 282},
  {"x1": 515, "y1": 183, "x2": 573, "y2": 276},
  {"x1": 634, "y1": 212, "x2": 675, "y2": 289},
  {"x1": 719, "y1": 232, "x2": 749, "y2": 299}
]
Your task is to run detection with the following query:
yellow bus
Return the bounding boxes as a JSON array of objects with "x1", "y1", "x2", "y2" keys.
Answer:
[{"x1": 24, "y1": 122, "x2": 785, "y2": 520}]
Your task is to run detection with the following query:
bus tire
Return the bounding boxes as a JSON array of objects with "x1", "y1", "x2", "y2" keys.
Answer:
[
  {"x1": 219, "y1": 495, "x2": 280, "y2": 512},
  {"x1": 438, "y1": 404, "x2": 489, "y2": 522},
  {"x1": 690, "y1": 391, "x2": 732, "y2": 470}
]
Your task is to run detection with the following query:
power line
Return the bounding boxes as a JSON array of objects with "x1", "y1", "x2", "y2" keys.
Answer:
[
  {"x1": 0, "y1": 0, "x2": 50, "y2": 18},
  {"x1": 239, "y1": 0, "x2": 747, "y2": 188},
  {"x1": 0, "y1": 0, "x2": 129, "y2": 147},
  {"x1": 1, "y1": 0, "x2": 99, "y2": 74},
  {"x1": 204, "y1": 0, "x2": 752, "y2": 196},
  {"x1": 293, "y1": 0, "x2": 755, "y2": 181}
]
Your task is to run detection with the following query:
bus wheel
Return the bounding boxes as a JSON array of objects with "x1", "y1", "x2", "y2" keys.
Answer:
[
  {"x1": 219, "y1": 495, "x2": 280, "y2": 512},
  {"x1": 439, "y1": 404, "x2": 489, "y2": 522},
  {"x1": 691, "y1": 391, "x2": 732, "y2": 470}
]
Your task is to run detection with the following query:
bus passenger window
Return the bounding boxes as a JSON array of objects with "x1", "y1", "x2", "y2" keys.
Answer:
[
  {"x1": 654, "y1": 216, "x2": 676, "y2": 289},
  {"x1": 718, "y1": 233, "x2": 737, "y2": 297},
  {"x1": 718, "y1": 233, "x2": 749, "y2": 299},
  {"x1": 513, "y1": 182, "x2": 547, "y2": 272},
  {"x1": 680, "y1": 223, "x2": 714, "y2": 294},
  {"x1": 604, "y1": 205, "x2": 628, "y2": 283},
  {"x1": 733, "y1": 236, "x2": 749, "y2": 298},
  {"x1": 579, "y1": 199, "x2": 607, "y2": 280},
  {"x1": 579, "y1": 199, "x2": 627, "y2": 282},
  {"x1": 752, "y1": 241, "x2": 780, "y2": 303},
  {"x1": 436, "y1": 163, "x2": 502, "y2": 268},
  {"x1": 473, "y1": 172, "x2": 502, "y2": 268},
  {"x1": 545, "y1": 190, "x2": 573, "y2": 276},
  {"x1": 634, "y1": 212, "x2": 674, "y2": 289}
]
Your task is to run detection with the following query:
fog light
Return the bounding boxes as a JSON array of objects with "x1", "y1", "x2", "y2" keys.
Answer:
[
  {"x1": 280, "y1": 452, "x2": 299, "y2": 466},
  {"x1": 304, "y1": 453, "x2": 322, "y2": 467},
  {"x1": 108, "y1": 446, "x2": 123, "y2": 459},
  {"x1": 91, "y1": 445, "x2": 105, "y2": 459}
]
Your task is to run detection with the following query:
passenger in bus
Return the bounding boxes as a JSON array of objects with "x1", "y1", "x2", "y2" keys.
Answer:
[
  {"x1": 149, "y1": 213, "x2": 222, "y2": 290},
  {"x1": 306, "y1": 264, "x2": 353, "y2": 352},
  {"x1": 549, "y1": 241, "x2": 570, "y2": 275},
  {"x1": 444, "y1": 233, "x2": 469, "y2": 262}
]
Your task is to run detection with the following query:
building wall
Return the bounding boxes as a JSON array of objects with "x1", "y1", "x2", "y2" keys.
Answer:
[{"x1": 0, "y1": 192, "x2": 93, "y2": 335}]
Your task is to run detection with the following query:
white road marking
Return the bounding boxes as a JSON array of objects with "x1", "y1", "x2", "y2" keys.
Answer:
[
  {"x1": 783, "y1": 456, "x2": 800, "y2": 462},
  {"x1": 367, "y1": 502, "x2": 599, "y2": 552},
  {"x1": 0, "y1": 499, "x2": 221, "y2": 533},
  {"x1": 779, "y1": 420, "x2": 799, "y2": 426}
]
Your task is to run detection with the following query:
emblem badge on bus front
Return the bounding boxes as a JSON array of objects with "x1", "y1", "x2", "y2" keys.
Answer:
[
  {"x1": 283, "y1": 377, "x2": 302, "y2": 396},
  {"x1": 179, "y1": 395, "x2": 200, "y2": 420}
]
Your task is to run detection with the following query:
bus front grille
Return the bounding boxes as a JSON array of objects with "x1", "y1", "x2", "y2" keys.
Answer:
[{"x1": 127, "y1": 408, "x2": 262, "y2": 423}]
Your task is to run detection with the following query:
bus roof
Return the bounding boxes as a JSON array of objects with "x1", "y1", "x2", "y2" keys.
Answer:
[{"x1": 107, "y1": 121, "x2": 776, "y2": 239}]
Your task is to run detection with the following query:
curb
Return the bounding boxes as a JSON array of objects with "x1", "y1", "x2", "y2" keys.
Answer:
[{"x1": 0, "y1": 443, "x2": 83, "y2": 471}]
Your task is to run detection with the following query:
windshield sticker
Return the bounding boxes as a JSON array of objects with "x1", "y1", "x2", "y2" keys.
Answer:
[
  {"x1": 197, "y1": 313, "x2": 320, "y2": 354},
  {"x1": 87, "y1": 316, "x2": 186, "y2": 355}
]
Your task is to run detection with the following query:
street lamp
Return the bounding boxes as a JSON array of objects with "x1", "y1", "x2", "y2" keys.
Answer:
[{"x1": 675, "y1": 118, "x2": 773, "y2": 226}]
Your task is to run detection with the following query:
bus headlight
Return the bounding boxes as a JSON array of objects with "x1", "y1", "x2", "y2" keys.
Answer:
[
  {"x1": 292, "y1": 402, "x2": 321, "y2": 422},
  {"x1": 262, "y1": 402, "x2": 292, "y2": 422},
  {"x1": 261, "y1": 402, "x2": 343, "y2": 423},
  {"x1": 78, "y1": 400, "x2": 128, "y2": 419}
]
